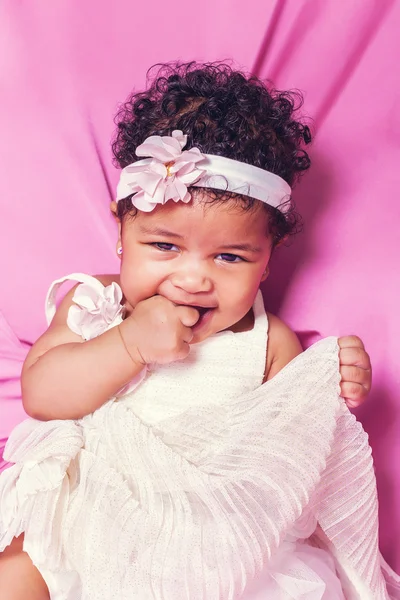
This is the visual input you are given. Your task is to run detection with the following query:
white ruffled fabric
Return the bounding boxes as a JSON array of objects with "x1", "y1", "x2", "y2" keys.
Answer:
[
  {"x1": 67, "y1": 281, "x2": 124, "y2": 340},
  {"x1": 45, "y1": 273, "x2": 126, "y2": 340},
  {"x1": 0, "y1": 274, "x2": 399, "y2": 600}
]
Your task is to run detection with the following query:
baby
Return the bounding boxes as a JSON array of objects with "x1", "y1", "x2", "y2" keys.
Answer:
[{"x1": 1, "y1": 62, "x2": 397, "y2": 600}]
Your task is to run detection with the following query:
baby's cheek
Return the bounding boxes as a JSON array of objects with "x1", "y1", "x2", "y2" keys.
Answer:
[
  {"x1": 119, "y1": 270, "x2": 142, "y2": 309},
  {"x1": 122, "y1": 279, "x2": 158, "y2": 311}
]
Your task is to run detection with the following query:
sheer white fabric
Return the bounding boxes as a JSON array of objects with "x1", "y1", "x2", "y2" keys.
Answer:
[{"x1": 0, "y1": 274, "x2": 398, "y2": 599}]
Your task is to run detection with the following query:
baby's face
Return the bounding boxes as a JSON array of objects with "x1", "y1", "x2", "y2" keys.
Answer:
[{"x1": 117, "y1": 196, "x2": 273, "y2": 343}]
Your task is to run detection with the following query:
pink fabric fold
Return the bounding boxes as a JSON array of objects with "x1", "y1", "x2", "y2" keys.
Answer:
[
  {"x1": 0, "y1": 311, "x2": 29, "y2": 437},
  {"x1": 0, "y1": 310, "x2": 29, "y2": 471}
]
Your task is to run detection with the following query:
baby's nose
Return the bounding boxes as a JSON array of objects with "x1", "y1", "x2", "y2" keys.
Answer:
[{"x1": 171, "y1": 270, "x2": 213, "y2": 294}]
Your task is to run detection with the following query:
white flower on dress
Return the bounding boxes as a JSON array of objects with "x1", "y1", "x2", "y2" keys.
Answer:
[
  {"x1": 116, "y1": 130, "x2": 206, "y2": 212},
  {"x1": 67, "y1": 282, "x2": 124, "y2": 340}
]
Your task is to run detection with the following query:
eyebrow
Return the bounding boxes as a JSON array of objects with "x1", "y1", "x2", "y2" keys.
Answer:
[
  {"x1": 219, "y1": 243, "x2": 262, "y2": 254},
  {"x1": 139, "y1": 225, "x2": 185, "y2": 238}
]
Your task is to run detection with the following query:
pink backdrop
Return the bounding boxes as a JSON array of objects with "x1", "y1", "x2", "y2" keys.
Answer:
[{"x1": 0, "y1": 0, "x2": 399, "y2": 570}]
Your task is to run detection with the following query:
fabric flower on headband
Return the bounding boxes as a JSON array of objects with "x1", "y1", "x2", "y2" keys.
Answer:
[{"x1": 116, "y1": 130, "x2": 206, "y2": 212}]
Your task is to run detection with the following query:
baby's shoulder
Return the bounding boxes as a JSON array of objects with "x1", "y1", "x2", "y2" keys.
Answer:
[
  {"x1": 264, "y1": 312, "x2": 303, "y2": 381},
  {"x1": 24, "y1": 274, "x2": 122, "y2": 370},
  {"x1": 51, "y1": 273, "x2": 121, "y2": 324},
  {"x1": 94, "y1": 273, "x2": 121, "y2": 287}
]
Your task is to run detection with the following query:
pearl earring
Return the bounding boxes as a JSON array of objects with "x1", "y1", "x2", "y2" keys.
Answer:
[{"x1": 117, "y1": 246, "x2": 123, "y2": 255}]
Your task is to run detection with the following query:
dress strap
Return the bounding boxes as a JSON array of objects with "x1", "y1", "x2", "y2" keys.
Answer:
[
  {"x1": 253, "y1": 290, "x2": 269, "y2": 330},
  {"x1": 45, "y1": 273, "x2": 106, "y2": 326},
  {"x1": 250, "y1": 290, "x2": 269, "y2": 348}
]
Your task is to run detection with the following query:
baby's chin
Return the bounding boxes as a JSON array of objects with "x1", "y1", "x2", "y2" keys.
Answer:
[{"x1": 191, "y1": 308, "x2": 254, "y2": 344}]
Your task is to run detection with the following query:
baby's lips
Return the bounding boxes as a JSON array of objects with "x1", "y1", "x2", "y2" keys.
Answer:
[{"x1": 190, "y1": 306, "x2": 215, "y2": 329}]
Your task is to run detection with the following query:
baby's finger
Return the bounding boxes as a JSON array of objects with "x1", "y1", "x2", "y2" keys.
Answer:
[
  {"x1": 340, "y1": 365, "x2": 371, "y2": 392},
  {"x1": 339, "y1": 346, "x2": 371, "y2": 370},
  {"x1": 176, "y1": 340, "x2": 191, "y2": 360},
  {"x1": 338, "y1": 335, "x2": 364, "y2": 350},
  {"x1": 182, "y1": 326, "x2": 194, "y2": 344},
  {"x1": 340, "y1": 381, "x2": 368, "y2": 408},
  {"x1": 176, "y1": 306, "x2": 200, "y2": 328}
]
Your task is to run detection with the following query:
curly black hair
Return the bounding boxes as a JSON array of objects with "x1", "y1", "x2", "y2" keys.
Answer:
[{"x1": 112, "y1": 62, "x2": 312, "y2": 245}]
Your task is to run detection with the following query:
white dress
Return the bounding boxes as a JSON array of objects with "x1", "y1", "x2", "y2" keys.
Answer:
[{"x1": 0, "y1": 274, "x2": 399, "y2": 600}]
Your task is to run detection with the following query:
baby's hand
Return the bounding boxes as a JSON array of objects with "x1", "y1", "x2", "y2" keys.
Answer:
[
  {"x1": 122, "y1": 295, "x2": 199, "y2": 366},
  {"x1": 338, "y1": 336, "x2": 372, "y2": 408}
]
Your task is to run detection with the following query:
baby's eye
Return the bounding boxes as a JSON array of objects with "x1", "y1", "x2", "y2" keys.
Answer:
[
  {"x1": 152, "y1": 242, "x2": 179, "y2": 252},
  {"x1": 217, "y1": 253, "x2": 244, "y2": 263}
]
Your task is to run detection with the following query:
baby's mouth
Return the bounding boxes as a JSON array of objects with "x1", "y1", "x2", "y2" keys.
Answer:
[
  {"x1": 190, "y1": 306, "x2": 215, "y2": 328},
  {"x1": 193, "y1": 306, "x2": 210, "y2": 317}
]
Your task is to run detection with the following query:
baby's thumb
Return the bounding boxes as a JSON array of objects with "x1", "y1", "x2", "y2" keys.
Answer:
[{"x1": 177, "y1": 306, "x2": 200, "y2": 328}]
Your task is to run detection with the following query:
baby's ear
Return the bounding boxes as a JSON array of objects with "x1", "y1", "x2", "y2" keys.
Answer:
[
  {"x1": 261, "y1": 266, "x2": 270, "y2": 282},
  {"x1": 275, "y1": 235, "x2": 289, "y2": 248},
  {"x1": 110, "y1": 201, "x2": 118, "y2": 220},
  {"x1": 110, "y1": 201, "x2": 122, "y2": 247}
]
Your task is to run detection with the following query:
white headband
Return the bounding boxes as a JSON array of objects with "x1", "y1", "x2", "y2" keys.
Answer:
[{"x1": 116, "y1": 130, "x2": 291, "y2": 213}]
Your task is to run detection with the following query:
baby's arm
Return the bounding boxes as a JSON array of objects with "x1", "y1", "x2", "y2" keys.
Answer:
[
  {"x1": 264, "y1": 314, "x2": 303, "y2": 382},
  {"x1": 22, "y1": 277, "x2": 199, "y2": 421},
  {"x1": 21, "y1": 278, "x2": 144, "y2": 421}
]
